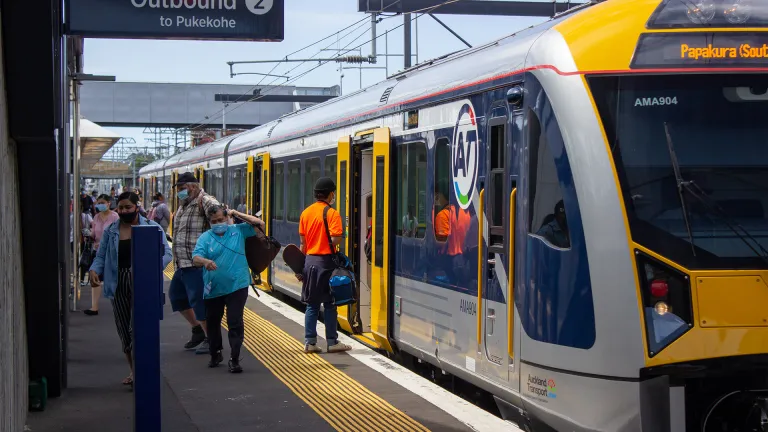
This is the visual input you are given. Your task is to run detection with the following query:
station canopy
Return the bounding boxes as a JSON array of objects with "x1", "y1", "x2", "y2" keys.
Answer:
[{"x1": 70, "y1": 117, "x2": 121, "y2": 171}]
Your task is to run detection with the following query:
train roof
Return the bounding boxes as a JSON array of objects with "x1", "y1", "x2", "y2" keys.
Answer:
[{"x1": 142, "y1": 2, "x2": 596, "y2": 174}]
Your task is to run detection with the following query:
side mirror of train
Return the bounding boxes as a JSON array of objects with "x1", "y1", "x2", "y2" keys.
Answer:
[{"x1": 506, "y1": 86, "x2": 524, "y2": 107}]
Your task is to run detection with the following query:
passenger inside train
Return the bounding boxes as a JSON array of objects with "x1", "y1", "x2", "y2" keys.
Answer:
[{"x1": 536, "y1": 199, "x2": 570, "y2": 248}]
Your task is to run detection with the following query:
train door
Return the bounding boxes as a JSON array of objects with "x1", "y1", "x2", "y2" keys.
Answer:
[
  {"x1": 247, "y1": 153, "x2": 271, "y2": 289},
  {"x1": 195, "y1": 166, "x2": 205, "y2": 189},
  {"x1": 169, "y1": 170, "x2": 178, "y2": 235},
  {"x1": 337, "y1": 128, "x2": 393, "y2": 350},
  {"x1": 479, "y1": 104, "x2": 517, "y2": 383}
]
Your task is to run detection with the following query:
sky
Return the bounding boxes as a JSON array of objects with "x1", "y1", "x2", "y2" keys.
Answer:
[{"x1": 84, "y1": 0, "x2": 546, "y2": 151}]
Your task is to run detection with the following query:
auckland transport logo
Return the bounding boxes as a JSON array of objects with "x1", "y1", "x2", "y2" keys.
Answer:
[
  {"x1": 527, "y1": 375, "x2": 557, "y2": 402},
  {"x1": 451, "y1": 103, "x2": 479, "y2": 210}
]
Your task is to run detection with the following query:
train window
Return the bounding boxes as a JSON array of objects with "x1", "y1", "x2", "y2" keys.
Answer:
[
  {"x1": 396, "y1": 142, "x2": 427, "y2": 238},
  {"x1": 339, "y1": 161, "x2": 347, "y2": 256},
  {"x1": 325, "y1": 155, "x2": 336, "y2": 182},
  {"x1": 528, "y1": 109, "x2": 570, "y2": 249},
  {"x1": 374, "y1": 156, "x2": 385, "y2": 268},
  {"x1": 205, "y1": 169, "x2": 224, "y2": 202},
  {"x1": 489, "y1": 119, "x2": 506, "y2": 247},
  {"x1": 434, "y1": 138, "x2": 451, "y2": 240},
  {"x1": 287, "y1": 161, "x2": 302, "y2": 222},
  {"x1": 273, "y1": 162, "x2": 284, "y2": 221},
  {"x1": 230, "y1": 168, "x2": 243, "y2": 210},
  {"x1": 304, "y1": 158, "x2": 322, "y2": 209}
]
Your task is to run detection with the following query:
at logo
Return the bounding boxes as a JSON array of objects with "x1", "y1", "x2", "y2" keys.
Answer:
[{"x1": 451, "y1": 103, "x2": 479, "y2": 209}]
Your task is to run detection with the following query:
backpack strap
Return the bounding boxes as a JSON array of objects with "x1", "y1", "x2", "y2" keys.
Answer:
[
  {"x1": 322, "y1": 205, "x2": 336, "y2": 254},
  {"x1": 198, "y1": 194, "x2": 211, "y2": 231}
]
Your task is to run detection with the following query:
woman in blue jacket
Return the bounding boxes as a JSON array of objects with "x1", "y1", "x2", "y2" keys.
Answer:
[{"x1": 89, "y1": 191, "x2": 172, "y2": 387}]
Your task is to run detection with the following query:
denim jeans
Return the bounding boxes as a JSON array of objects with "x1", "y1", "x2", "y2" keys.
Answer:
[{"x1": 305, "y1": 301, "x2": 338, "y2": 346}]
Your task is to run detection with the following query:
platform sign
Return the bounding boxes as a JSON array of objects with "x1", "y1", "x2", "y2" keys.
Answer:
[{"x1": 65, "y1": 0, "x2": 284, "y2": 41}]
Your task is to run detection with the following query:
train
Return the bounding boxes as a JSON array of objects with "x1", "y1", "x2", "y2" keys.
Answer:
[{"x1": 140, "y1": 0, "x2": 768, "y2": 430}]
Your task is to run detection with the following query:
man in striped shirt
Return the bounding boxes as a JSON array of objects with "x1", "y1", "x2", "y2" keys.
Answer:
[{"x1": 170, "y1": 172, "x2": 221, "y2": 354}]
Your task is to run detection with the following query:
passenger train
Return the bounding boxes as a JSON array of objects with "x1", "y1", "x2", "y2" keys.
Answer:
[{"x1": 140, "y1": 0, "x2": 768, "y2": 430}]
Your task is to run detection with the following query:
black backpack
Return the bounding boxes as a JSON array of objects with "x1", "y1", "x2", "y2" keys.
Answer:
[{"x1": 245, "y1": 224, "x2": 282, "y2": 275}]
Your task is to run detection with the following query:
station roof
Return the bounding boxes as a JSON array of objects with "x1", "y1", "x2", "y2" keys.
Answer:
[{"x1": 70, "y1": 118, "x2": 121, "y2": 171}]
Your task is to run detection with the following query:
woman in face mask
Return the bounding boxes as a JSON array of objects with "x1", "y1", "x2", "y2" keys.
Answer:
[
  {"x1": 192, "y1": 205, "x2": 264, "y2": 373},
  {"x1": 89, "y1": 192, "x2": 172, "y2": 387},
  {"x1": 84, "y1": 194, "x2": 120, "y2": 316}
]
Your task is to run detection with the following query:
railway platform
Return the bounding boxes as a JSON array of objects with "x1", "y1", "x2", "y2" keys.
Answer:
[{"x1": 26, "y1": 270, "x2": 514, "y2": 432}]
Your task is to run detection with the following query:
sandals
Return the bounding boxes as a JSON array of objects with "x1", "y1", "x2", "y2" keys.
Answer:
[{"x1": 122, "y1": 375, "x2": 133, "y2": 386}]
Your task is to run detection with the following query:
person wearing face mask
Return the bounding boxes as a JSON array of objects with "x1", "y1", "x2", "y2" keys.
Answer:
[
  {"x1": 297, "y1": 177, "x2": 352, "y2": 354},
  {"x1": 170, "y1": 172, "x2": 222, "y2": 354},
  {"x1": 150, "y1": 193, "x2": 171, "y2": 233},
  {"x1": 83, "y1": 194, "x2": 120, "y2": 316},
  {"x1": 89, "y1": 192, "x2": 172, "y2": 387},
  {"x1": 192, "y1": 205, "x2": 264, "y2": 372}
]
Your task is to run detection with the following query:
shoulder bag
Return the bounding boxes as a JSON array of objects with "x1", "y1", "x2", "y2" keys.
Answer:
[{"x1": 322, "y1": 206, "x2": 356, "y2": 307}]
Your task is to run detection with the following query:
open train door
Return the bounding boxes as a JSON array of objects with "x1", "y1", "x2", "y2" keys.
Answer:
[
  {"x1": 336, "y1": 129, "x2": 393, "y2": 352},
  {"x1": 336, "y1": 136, "x2": 354, "y2": 334},
  {"x1": 370, "y1": 128, "x2": 394, "y2": 352},
  {"x1": 247, "y1": 153, "x2": 272, "y2": 291}
]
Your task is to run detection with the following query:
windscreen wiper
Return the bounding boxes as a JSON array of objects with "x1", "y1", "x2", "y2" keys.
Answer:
[
  {"x1": 679, "y1": 180, "x2": 768, "y2": 266},
  {"x1": 664, "y1": 123, "x2": 768, "y2": 266},
  {"x1": 663, "y1": 123, "x2": 697, "y2": 257}
]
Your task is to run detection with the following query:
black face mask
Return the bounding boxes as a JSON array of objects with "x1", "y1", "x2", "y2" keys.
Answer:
[{"x1": 119, "y1": 211, "x2": 138, "y2": 224}]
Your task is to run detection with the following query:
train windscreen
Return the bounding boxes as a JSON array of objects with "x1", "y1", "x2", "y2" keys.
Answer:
[{"x1": 589, "y1": 74, "x2": 768, "y2": 270}]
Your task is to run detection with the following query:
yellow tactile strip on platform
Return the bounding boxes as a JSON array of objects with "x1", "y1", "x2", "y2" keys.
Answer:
[
  {"x1": 227, "y1": 307, "x2": 430, "y2": 432},
  {"x1": 163, "y1": 261, "x2": 175, "y2": 280}
]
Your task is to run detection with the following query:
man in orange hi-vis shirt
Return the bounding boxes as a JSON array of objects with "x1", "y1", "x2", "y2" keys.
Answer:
[
  {"x1": 297, "y1": 177, "x2": 352, "y2": 354},
  {"x1": 433, "y1": 188, "x2": 470, "y2": 284}
]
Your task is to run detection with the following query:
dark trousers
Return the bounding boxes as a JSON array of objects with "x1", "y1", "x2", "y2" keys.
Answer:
[{"x1": 205, "y1": 287, "x2": 248, "y2": 360}]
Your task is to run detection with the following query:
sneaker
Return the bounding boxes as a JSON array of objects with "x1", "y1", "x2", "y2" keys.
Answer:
[
  {"x1": 304, "y1": 343, "x2": 322, "y2": 354},
  {"x1": 184, "y1": 326, "x2": 205, "y2": 350},
  {"x1": 327, "y1": 342, "x2": 352, "y2": 353},
  {"x1": 195, "y1": 339, "x2": 210, "y2": 355},
  {"x1": 83, "y1": 309, "x2": 98, "y2": 316},
  {"x1": 228, "y1": 359, "x2": 243, "y2": 374},
  {"x1": 208, "y1": 351, "x2": 223, "y2": 368}
]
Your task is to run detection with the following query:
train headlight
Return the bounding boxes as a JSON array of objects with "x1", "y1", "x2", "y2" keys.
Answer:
[
  {"x1": 686, "y1": 0, "x2": 716, "y2": 24},
  {"x1": 637, "y1": 252, "x2": 693, "y2": 357},
  {"x1": 654, "y1": 301, "x2": 670, "y2": 316},
  {"x1": 724, "y1": 0, "x2": 751, "y2": 24},
  {"x1": 647, "y1": 0, "x2": 768, "y2": 28}
]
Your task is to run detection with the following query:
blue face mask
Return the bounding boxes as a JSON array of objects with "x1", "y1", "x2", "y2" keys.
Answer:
[
  {"x1": 211, "y1": 223, "x2": 228, "y2": 235},
  {"x1": 95, "y1": 204, "x2": 108, "y2": 212},
  {"x1": 177, "y1": 189, "x2": 189, "y2": 200}
]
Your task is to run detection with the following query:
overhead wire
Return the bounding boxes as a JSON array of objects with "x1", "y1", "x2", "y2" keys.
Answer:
[
  {"x1": 182, "y1": 19, "x2": 371, "y2": 132},
  {"x1": 180, "y1": 0, "x2": 468, "y2": 134},
  {"x1": 188, "y1": 21, "x2": 373, "y2": 130},
  {"x1": 176, "y1": 15, "x2": 371, "y2": 132}
]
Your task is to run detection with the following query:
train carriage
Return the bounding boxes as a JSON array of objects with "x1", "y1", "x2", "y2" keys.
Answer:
[{"x1": 141, "y1": 0, "x2": 768, "y2": 430}]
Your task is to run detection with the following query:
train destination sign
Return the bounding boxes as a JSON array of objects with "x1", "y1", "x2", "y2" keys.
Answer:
[
  {"x1": 631, "y1": 32, "x2": 768, "y2": 69},
  {"x1": 66, "y1": 0, "x2": 284, "y2": 41}
]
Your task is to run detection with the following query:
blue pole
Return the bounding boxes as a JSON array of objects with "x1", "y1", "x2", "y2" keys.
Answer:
[{"x1": 132, "y1": 225, "x2": 164, "y2": 432}]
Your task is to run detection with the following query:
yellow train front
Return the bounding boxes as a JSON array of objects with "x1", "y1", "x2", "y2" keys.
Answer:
[{"x1": 534, "y1": 1, "x2": 768, "y2": 430}]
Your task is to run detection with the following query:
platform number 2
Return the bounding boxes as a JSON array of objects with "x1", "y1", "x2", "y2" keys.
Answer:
[{"x1": 245, "y1": 0, "x2": 273, "y2": 15}]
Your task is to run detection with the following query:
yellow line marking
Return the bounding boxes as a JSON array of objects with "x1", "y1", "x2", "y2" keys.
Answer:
[
  {"x1": 163, "y1": 261, "x2": 175, "y2": 280},
  {"x1": 220, "y1": 307, "x2": 430, "y2": 432}
]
